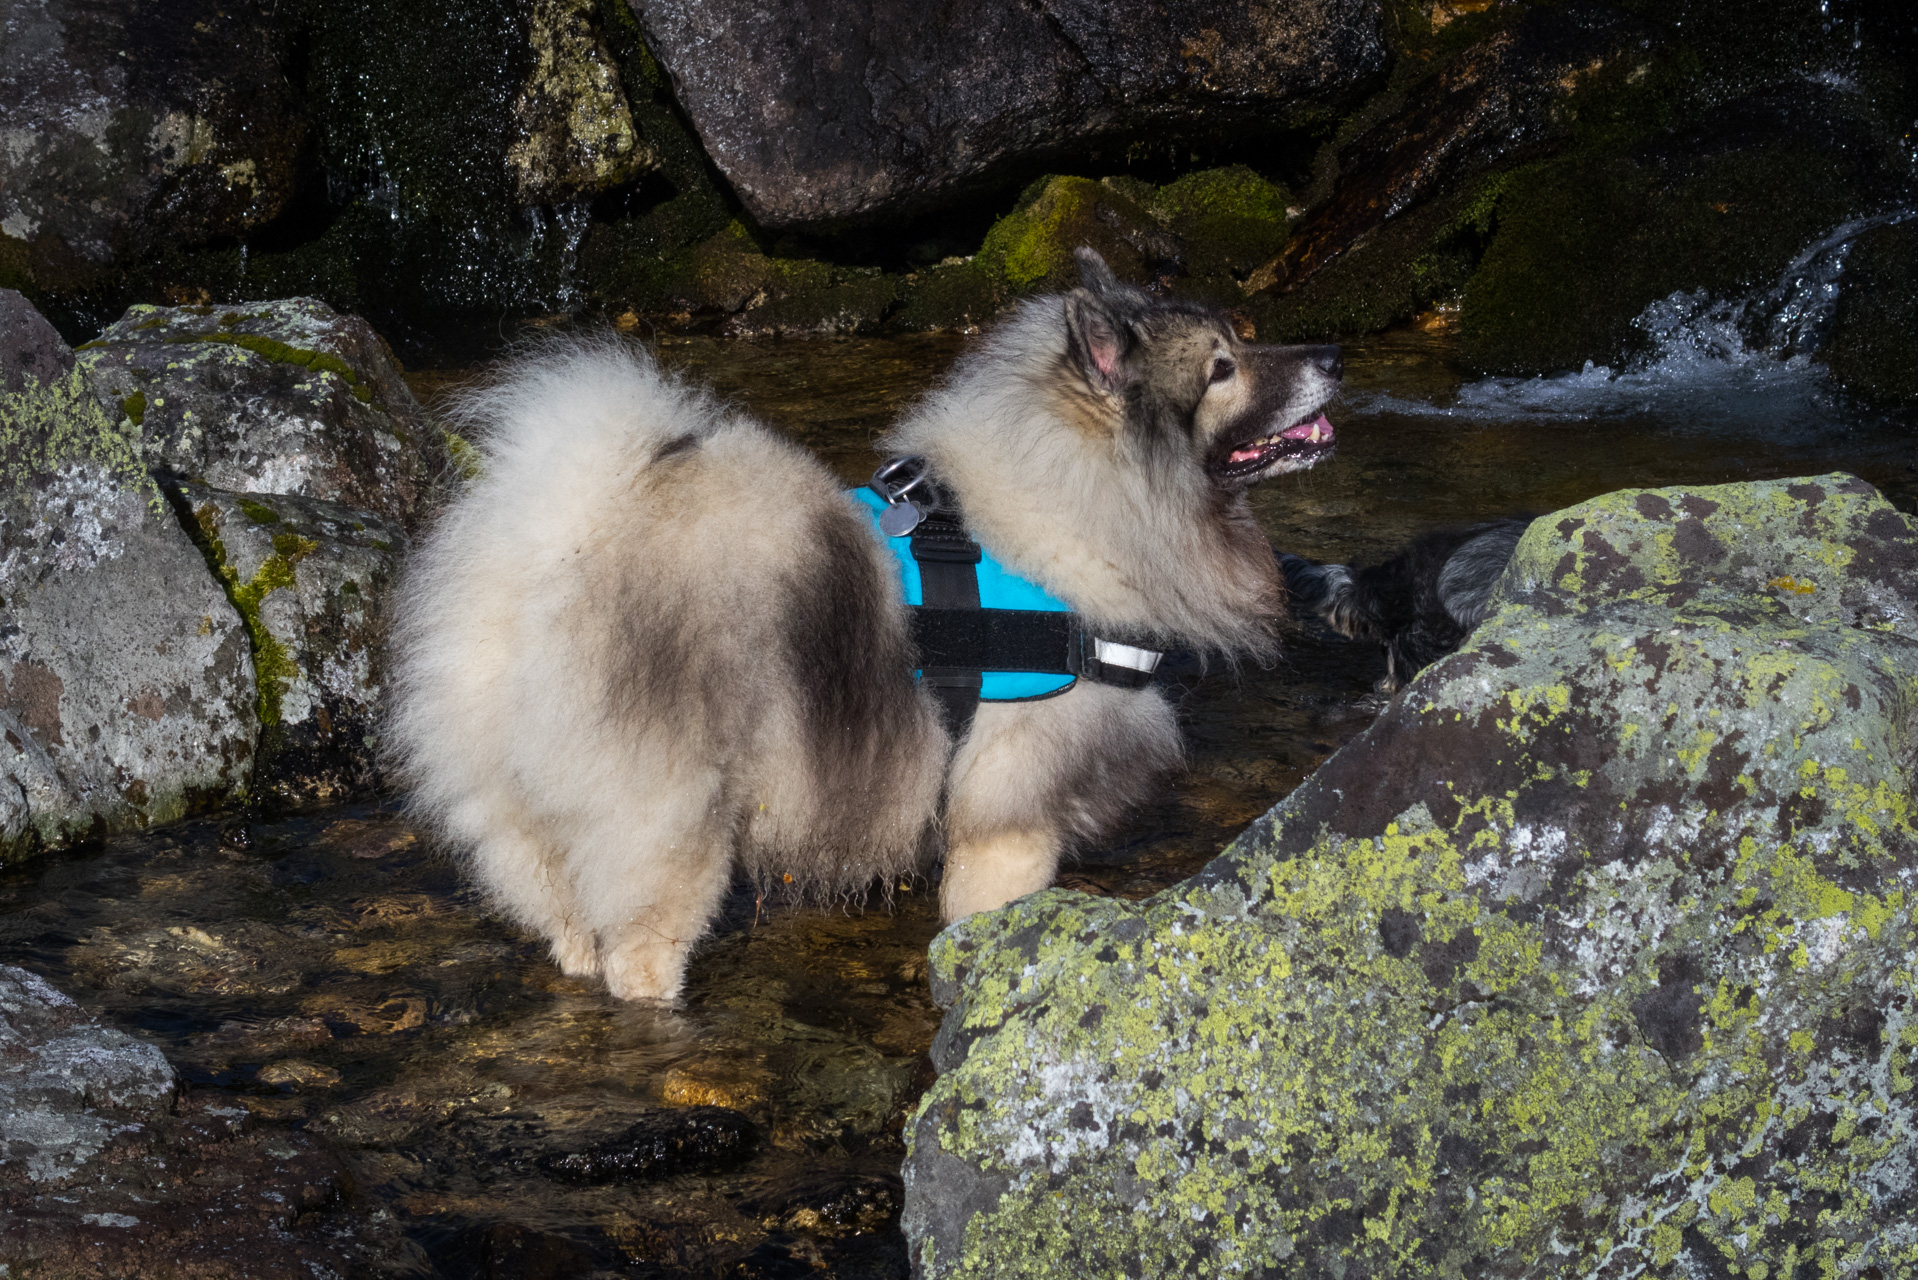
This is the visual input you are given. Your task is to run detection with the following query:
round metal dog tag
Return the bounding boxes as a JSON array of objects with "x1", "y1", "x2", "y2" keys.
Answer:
[{"x1": 878, "y1": 501, "x2": 923, "y2": 537}]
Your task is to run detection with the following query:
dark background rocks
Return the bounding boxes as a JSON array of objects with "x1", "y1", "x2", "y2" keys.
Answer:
[
  {"x1": 1, "y1": 0, "x2": 1912, "y2": 398},
  {"x1": 627, "y1": 0, "x2": 1385, "y2": 231}
]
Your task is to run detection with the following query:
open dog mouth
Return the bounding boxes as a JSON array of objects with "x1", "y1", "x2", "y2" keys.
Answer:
[{"x1": 1212, "y1": 413, "x2": 1336, "y2": 481}]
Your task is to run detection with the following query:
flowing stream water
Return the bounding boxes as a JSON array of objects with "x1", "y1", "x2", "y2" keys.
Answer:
[{"x1": 1, "y1": 304, "x2": 1912, "y2": 1275}]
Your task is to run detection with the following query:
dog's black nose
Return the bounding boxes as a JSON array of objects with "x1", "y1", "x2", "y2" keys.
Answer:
[{"x1": 1307, "y1": 346, "x2": 1343, "y2": 380}]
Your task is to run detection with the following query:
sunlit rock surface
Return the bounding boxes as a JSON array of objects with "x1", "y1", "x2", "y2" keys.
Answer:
[
  {"x1": 74, "y1": 298, "x2": 447, "y2": 531},
  {"x1": 168, "y1": 481, "x2": 406, "y2": 809},
  {"x1": 0, "y1": 354, "x2": 256, "y2": 861},
  {"x1": 904, "y1": 473, "x2": 1918, "y2": 1278},
  {"x1": 627, "y1": 0, "x2": 1385, "y2": 229}
]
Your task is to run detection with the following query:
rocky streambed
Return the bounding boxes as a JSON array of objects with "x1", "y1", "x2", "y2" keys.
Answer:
[{"x1": 3, "y1": 278, "x2": 1916, "y2": 1275}]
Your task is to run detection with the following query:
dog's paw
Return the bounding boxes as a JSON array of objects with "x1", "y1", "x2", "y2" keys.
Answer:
[
  {"x1": 550, "y1": 927, "x2": 601, "y2": 978},
  {"x1": 601, "y1": 936, "x2": 688, "y2": 1003}
]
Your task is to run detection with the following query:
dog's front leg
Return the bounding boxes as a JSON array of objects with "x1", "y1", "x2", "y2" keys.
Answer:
[{"x1": 940, "y1": 828, "x2": 1062, "y2": 922}]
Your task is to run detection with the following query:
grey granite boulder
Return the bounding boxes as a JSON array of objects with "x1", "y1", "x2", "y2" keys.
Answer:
[
  {"x1": 1, "y1": 361, "x2": 256, "y2": 862},
  {"x1": 905, "y1": 474, "x2": 1918, "y2": 1277},
  {"x1": 0, "y1": 964, "x2": 174, "y2": 1183},
  {"x1": 170, "y1": 482, "x2": 406, "y2": 809},
  {"x1": 75, "y1": 298, "x2": 448, "y2": 532},
  {"x1": 629, "y1": 0, "x2": 1386, "y2": 229}
]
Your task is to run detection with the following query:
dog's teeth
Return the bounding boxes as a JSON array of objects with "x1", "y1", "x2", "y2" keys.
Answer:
[{"x1": 1309, "y1": 423, "x2": 1321, "y2": 443}]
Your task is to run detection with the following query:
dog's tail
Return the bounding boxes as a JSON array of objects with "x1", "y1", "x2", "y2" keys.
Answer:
[
  {"x1": 1277, "y1": 553, "x2": 1379, "y2": 642},
  {"x1": 1434, "y1": 520, "x2": 1529, "y2": 629}
]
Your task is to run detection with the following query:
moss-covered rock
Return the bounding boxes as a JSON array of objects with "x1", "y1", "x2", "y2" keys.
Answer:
[
  {"x1": 904, "y1": 473, "x2": 1918, "y2": 1278},
  {"x1": 74, "y1": 299, "x2": 447, "y2": 531},
  {"x1": 973, "y1": 177, "x2": 1179, "y2": 297},
  {"x1": 1823, "y1": 220, "x2": 1918, "y2": 407},
  {"x1": 1457, "y1": 111, "x2": 1871, "y2": 374},
  {"x1": 170, "y1": 483, "x2": 404, "y2": 810},
  {"x1": 1251, "y1": 3, "x2": 1665, "y2": 343},
  {"x1": 1148, "y1": 167, "x2": 1295, "y2": 281}
]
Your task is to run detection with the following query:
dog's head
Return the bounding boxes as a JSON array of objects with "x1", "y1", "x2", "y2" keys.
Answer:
[{"x1": 1057, "y1": 248, "x2": 1341, "y2": 489}]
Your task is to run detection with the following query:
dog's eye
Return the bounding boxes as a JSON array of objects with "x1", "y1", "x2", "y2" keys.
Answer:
[{"x1": 1209, "y1": 358, "x2": 1237, "y2": 385}]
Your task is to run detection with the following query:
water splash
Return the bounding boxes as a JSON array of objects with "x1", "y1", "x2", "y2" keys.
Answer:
[{"x1": 1349, "y1": 209, "x2": 1915, "y2": 431}]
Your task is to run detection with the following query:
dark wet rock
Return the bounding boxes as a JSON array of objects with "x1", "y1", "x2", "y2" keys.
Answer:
[
  {"x1": 75, "y1": 297, "x2": 447, "y2": 531},
  {"x1": 0, "y1": 0, "x2": 304, "y2": 324},
  {"x1": 537, "y1": 1106, "x2": 759, "y2": 1183},
  {"x1": 1824, "y1": 219, "x2": 1918, "y2": 406},
  {"x1": 742, "y1": 1170, "x2": 904, "y2": 1236},
  {"x1": 904, "y1": 473, "x2": 1918, "y2": 1276},
  {"x1": 627, "y1": 0, "x2": 1386, "y2": 230},
  {"x1": 0, "y1": 290, "x2": 73, "y2": 393},
  {"x1": 1, "y1": 371, "x2": 256, "y2": 862},
  {"x1": 1252, "y1": 2, "x2": 1662, "y2": 339},
  {"x1": 0, "y1": 963, "x2": 174, "y2": 1181},
  {"x1": 169, "y1": 481, "x2": 406, "y2": 810},
  {"x1": 1455, "y1": 82, "x2": 1900, "y2": 373}
]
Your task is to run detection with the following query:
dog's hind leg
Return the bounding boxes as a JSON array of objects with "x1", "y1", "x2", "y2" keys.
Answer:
[
  {"x1": 567, "y1": 785, "x2": 737, "y2": 1003},
  {"x1": 463, "y1": 810, "x2": 601, "y2": 978}
]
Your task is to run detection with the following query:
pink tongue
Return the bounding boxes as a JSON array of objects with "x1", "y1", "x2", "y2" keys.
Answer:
[{"x1": 1281, "y1": 413, "x2": 1334, "y2": 441}]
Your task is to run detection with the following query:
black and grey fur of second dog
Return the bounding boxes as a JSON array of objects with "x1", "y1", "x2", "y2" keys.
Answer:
[{"x1": 1280, "y1": 519, "x2": 1530, "y2": 691}]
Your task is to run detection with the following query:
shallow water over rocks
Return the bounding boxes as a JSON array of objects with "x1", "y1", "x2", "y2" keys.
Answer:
[{"x1": 2, "y1": 331, "x2": 1913, "y2": 1275}]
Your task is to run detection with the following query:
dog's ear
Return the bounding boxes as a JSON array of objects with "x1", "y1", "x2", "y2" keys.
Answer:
[
  {"x1": 1064, "y1": 289, "x2": 1130, "y2": 394},
  {"x1": 1075, "y1": 246, "x2": 1121, "y2": 295}
]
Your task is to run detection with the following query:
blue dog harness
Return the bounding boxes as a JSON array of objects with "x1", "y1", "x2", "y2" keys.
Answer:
[{"x1": 853, "y1": 457, "x2": 1167, "y2": 734}]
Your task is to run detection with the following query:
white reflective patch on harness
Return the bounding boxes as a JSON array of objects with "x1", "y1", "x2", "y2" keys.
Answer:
[{"x1": 1093, "y1": 639, "x2": 1164, "y2": 674}]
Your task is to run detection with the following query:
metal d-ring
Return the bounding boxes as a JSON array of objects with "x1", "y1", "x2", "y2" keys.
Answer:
[{"x1": 872, "y1": 454, "x2": 931, "y2": 505}]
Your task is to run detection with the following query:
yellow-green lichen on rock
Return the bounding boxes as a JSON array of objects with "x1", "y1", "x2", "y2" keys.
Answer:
[{"x1": 904, "y1": 473, "x2": 1918, "y2": 1278}]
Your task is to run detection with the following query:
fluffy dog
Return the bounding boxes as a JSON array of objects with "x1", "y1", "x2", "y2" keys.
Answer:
[
  {"x1": 1279, "y1": 518, "x2": 1530, "y2": 691},
  {"x1": 388, "y1": 249, "x2": 1342, "y2": 1001}
]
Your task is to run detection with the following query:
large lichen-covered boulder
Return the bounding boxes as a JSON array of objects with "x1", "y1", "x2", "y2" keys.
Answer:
[
  {"x1": 629, "y1": 0, "x2": 1384, "y2": 230},
  {"x1": 74, "y1": 298, "x2": 446, "y2": 531},
  {"x1": 904, "y1": 474, "x2": 1918, "y2": 1277},
  {"x1": 0, "y1": 368, "x2": 256, "y2": 862},
  {"x1": 170, "y1": 482, "x2": 406, "y2": 810}
]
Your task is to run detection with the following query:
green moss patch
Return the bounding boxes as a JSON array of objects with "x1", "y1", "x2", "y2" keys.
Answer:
[
  {"x1": 184, "y1": 500, "x2": 314, "y2": 729},
  {"x1": 168, "y1": 331, "x2": 374, "y2": 403}
]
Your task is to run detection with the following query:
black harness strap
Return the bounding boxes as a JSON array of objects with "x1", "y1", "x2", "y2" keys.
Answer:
[
  {"x1": 907, "y1": 508, "x2": 985, "y2": 737},
  {"x1": 873, "y1": 461, "x2": 1167, "y2": 740}
]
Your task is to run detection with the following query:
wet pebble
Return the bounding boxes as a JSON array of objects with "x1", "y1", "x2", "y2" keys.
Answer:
[{"x1": 537, "y1": 1107, "x2": 760, "y2": 1184}]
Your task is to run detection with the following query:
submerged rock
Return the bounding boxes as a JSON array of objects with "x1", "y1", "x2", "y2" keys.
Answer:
[
  {"x1": 0, "y1": 360, "x2": 256, "y2": 861},
  {"x1": 629, "y1": 0, "x2": 1385, "y2": 230},
  {"x1": 537, "y1": 1106, "x2": 760, "y2": 1183},
  {"x1": 0, "y1": 964, "x2": 410, "y2": 1275},
  {"x1": 169, "y1": 482, "x2": 406, "y2": 809},
  {"x1": 904, "y1": 474, "x2": 1918, "y2": 1277},
  {"x1": 74, "y1": 298, "x2": 447, "y2": 531},
  {"x1": 0, "y1": 964, "x2": 174, "y2": 1182}
]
